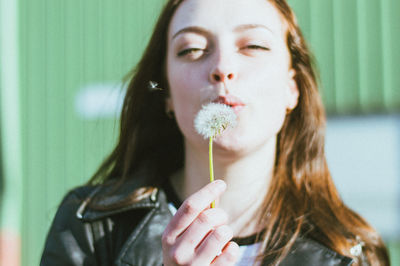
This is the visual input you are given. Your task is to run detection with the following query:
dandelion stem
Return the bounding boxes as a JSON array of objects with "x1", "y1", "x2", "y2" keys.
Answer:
[{"x1": 209, "y1": 136, "x2": 215, "y2": 208}]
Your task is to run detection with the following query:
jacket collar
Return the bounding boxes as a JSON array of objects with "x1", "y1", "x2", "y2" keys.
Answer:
[
  {"x1": 76, "y1": 178, "x2": 160, "y2": 222},
  {"x1": 280, "y1": 237, "x2": 354, "y2": 265}
]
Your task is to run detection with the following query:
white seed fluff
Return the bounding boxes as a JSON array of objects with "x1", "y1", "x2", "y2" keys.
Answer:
[{"x1": 194, "y1": 103, "x2": 237, "y2": 139}]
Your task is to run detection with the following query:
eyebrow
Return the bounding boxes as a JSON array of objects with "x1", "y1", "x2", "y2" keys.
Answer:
[
  {"x1": 172, "y1": 26, "x2": 210, "y2": 40},
  {"x1": 171, "y1": 24, "x2": 274, "y2": 40},
  {"x1": 234, "y1": 24, "x2": 274, "y2": 34}
]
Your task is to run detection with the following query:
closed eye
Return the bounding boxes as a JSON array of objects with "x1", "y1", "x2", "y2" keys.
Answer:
[
  {"x1": 244, "y1": 45, "x2": 269, "y2": 51},
  {"x1": 177, "y1": 48, "x2": 208, "y2": 60}
]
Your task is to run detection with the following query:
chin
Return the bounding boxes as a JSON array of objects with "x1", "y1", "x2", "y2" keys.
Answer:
[
  {"x1": 213, "y1": 134, "x2": 250, "y2": 155},
  {"x1": 213, "y1": 128, "x2": 277, "y2": 158}
]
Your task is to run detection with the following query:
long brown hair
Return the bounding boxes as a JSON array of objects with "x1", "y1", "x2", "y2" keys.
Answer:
[{"x1": 89, "y1": 0, "x2": 390, "y2": 264}]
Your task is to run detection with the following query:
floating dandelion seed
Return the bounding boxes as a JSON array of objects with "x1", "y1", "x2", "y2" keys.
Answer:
[
  {"x1": 194, "y1": 103, "x2": 237, "y2": 208},
  {"x1": 148, "y1": 80, "x2": 162, "y2": 91}
]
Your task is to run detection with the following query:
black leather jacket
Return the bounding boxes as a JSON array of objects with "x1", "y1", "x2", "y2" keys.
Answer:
[{"x1": 40, "y1": 180, "x2": 354, "y2": 266}]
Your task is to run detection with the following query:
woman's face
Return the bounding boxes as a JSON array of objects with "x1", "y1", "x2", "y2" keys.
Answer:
[{"x1": 166, "y1": 0, "x2": 298, "y2": 155}]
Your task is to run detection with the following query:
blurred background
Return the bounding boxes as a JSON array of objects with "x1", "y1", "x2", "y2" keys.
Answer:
[{"x1": 0, "y1": 0, "x2": 399, "y2": 265}]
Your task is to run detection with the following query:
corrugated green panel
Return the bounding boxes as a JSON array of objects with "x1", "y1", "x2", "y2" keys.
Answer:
[
  {"x1": 308, "y1": 0, "x2": 336, "y2": 112},
  {"x1": 22, "y1": 0, "x2": 47, "y2": 263},
  {"x1": 332, "y1": 0, "x2": 361, "y2": 113},
  {"x1": 381, "y1": 0, "x2": 400, "y2": 110},
  {"x1": 357, "y1": 0, "x2": 384, "y2": 112},
  {"x1": 63, "y1": 0, "x2": 79, "y2": 192},
  {"x1": 45, "y1": 0, "x2": 66, "y2": 216},
  {"x1": 289, "y1": 0, "x2": 400, "y2": 114}
]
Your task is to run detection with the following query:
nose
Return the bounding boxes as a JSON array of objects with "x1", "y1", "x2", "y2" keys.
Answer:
[
  {"x1": 210, "y1": 70, "x2": 235, "y2": 83},
  {"x1": 209, "y1": 54, "x2": 236, "y2": 84}
]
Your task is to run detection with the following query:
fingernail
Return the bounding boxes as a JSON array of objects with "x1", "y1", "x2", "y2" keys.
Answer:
[{"x1": 214, "y1": 180, "x2": 226, "y2": 191}]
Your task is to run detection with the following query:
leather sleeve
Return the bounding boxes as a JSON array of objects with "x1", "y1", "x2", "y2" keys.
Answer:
[{"x1": 40, "y1": 190, "x2": 97, "y2": 266}]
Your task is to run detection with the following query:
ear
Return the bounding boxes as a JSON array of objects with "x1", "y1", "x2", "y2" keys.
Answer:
[
  {"x1": 286, "y1": 69, "x2": 299, "y2": 111},
  {"x1": 165, "y1": 97, "x2": 174, "y2": 112}
]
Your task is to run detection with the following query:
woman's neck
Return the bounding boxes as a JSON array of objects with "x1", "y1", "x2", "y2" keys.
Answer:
[{"x1": 170, "y1": 137, "x2": 276, "y2": 237}]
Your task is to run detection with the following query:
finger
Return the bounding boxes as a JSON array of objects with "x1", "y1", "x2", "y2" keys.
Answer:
[
  {"x1": 212, "y1": 241, "x2": 240, "y2": 266},
  {"x1": 163, "y1": 180, "x2": 226, "y2": 240},
  {"x1": 193, "y1": 225, "x2": 233, "y2": 265},
  {"x1": 171, "y1": 208, "x2": 228, "y2": 262}
]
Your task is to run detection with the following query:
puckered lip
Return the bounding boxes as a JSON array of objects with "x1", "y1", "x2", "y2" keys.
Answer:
[{"x1": 212, "y1": 95, "x2": 245, "y2": 108}]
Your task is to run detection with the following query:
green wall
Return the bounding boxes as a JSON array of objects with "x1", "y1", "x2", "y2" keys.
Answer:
[{"x1": 0, "y1": 0, "x2": 399, "y2": 265}]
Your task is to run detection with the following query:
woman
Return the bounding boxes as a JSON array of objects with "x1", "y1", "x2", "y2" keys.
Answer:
[{"x1": 41, "y1": 0, "x2": 390, "y2": 265}]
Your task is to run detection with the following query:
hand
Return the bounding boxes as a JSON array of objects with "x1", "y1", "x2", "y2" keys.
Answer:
[{"x1": 162, "y1": 180, "x2": 239, "y2": 266}]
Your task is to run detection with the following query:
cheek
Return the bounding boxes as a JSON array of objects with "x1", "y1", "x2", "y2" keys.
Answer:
[
  {"x1": 248, "y1": 65, "x2": 290, "y2": 107},
  {"x1": 168, "y1": 74, "x2": 195, "y2": 124},
  {"x1": 167, "y1": 60, "x2": 208, "y2": 142},
  {"x1": 167, "y1": 58, "x2": 215, "y2": 111},
  {"x1": 168, "y1": 60, "x2": 195, "y2": 104},
  {"x1": 242, "y1": 64, "x2": 290, "y2": 135},
  {"x1": 168, "y1": 71, "x2": 202, "y2": 115},
  {"x1": 168, "y1": 82, "x2": 198, "y2": 142}
]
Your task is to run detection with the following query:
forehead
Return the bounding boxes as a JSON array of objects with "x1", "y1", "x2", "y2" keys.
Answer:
[{"x1": 169, "y1": 0, "x2": 285, "y2": 39}]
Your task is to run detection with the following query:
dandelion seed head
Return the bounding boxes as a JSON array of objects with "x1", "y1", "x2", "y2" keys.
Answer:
[{"x1": 194, "y1": 103, "x2": 237, "y2": 139}]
